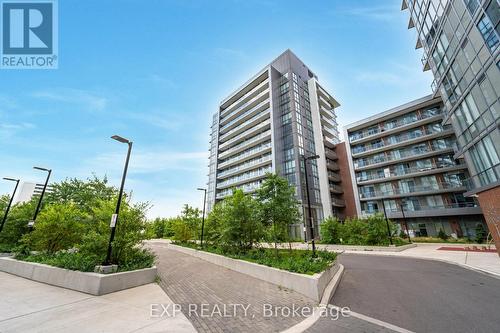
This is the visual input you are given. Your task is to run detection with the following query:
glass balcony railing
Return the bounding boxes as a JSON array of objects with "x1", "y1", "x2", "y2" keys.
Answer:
[
  {"x1": 219, "y1": 120, "x2": 271, "y2": 151},
  {"x1": 219, "y1": 129, "x2": 271, "y2": 159},
  {"x1": 220, "y1": 79, "x2": 269, "y2": 119},
  {"x1": 349, "y1": 109, "x2": 442, "y2": 142},
  {"x1": 462, "y1": 164, "x2": 500, "y2": 191},
  {"x1": 217, "y1": 166, "x2": 271, "y2": 188},
  {"x1": 354, "y1": 144, "x2": 454, "y2": 169},
  {"x1": 219, "y1": 99, "x2": 269, "y2": 133},
  {"x1": 362, "y1": 202, "x2": 479, "y2": 216},
  {"x1": 352, "y1": 125, "x2": 452, "y2": 155},
  {"x1": 218, "y1": 154, "x2": 272, "y2": 178},
  {"x1": 356, "y1": 162, "x2": 466, "y2": 182},
  {"x1": 359, "y1": 181, "x2": 465, "y2": 199},
  {"x1": 219, "y1": 109, "x2": 270, "y2": 142},
  {"x1": 218, "y1": 141, "x2": 272, "y2": 169}
]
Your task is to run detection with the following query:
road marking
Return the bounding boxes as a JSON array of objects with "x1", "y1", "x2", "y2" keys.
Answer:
[{"x1": 328, "y1": 305, "x2": 415, "y2": 333}]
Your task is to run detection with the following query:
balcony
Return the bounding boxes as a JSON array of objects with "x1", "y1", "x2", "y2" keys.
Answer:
[
  {"x1": 219, "y1": 129, "x2": 271, "y2": 159},
  {"x1": 325, "y1": 149, "x2": 338, "y2": 160},
  {"x1": 359, "y1": 181, "x2": 466, "y2": 200},
  {"x1": 328, "y1": 172, "x2": 341, "y2": 182},
  {"x1": 219, "y1": 98, "x2": 270, "y2": 134},
  {"x1": 218, "y1": 142, "x2": 272, "y2": 169},
  {"x1": 356, "y1": 163, "x2": 468, "y2": 184},
  {"x1": 349, "y1": 111, "x2": 442, "y2": 144},
  {"x1": 362, "y1": 202, "x2": 482, "y2": 219},
  {"x1": 329, "y1": 184, "x2": 343, "y2": 194},
  {"x1": 354, "y1": 145, "x2": 454, "y2": 170},
  {"x1": 351, "y1": 126, "x2": 453, "y2": 157},
  {"x1": 220, "y1": 79, "x2": 269, "y2": 120},
  {"x1": 218, "y1": 120, "x2": 271, "y2": 151},
  {"x1": 217, "y1": 155, "x2": 272, "y2": 179},
  {"x1": 332, "y1": 198, "x2": 346, "y2": 207},
  {"x1": 216, "y1": 166, "x2": 271, "y2": 190},
  {"x1": 219, "y1": 109, "x2": 270, "y2": 142},
  {"x1": 326, "y1": 160, "x2": 340, "y2": 171}
]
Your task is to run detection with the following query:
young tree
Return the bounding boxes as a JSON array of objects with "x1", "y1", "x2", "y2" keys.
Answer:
[
  {"x1": 256, "y1": 173, "x2": 301, "y2": 252},
  {"x1": 219, "y1": 189, "x2": 263, "y2": 253}
]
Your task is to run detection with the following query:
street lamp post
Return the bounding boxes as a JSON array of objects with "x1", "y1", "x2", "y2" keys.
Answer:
[
  {"x1": 105, "y1": 135, "x2": 133, "y2": 265},
  {"x1": 0, "y1": 177, "x2": 20, "y2": 233},
  {"x1": 400, "y1": 199, "x2": 411, "y2": 243},
  {"x1": 380, "y1": 199, "x2": 393, "y2": 245},
  {"x1": 30, "y1": 167, "x2": 52, "y2": 230},
  {"x1": 197, "y1": 188, "x2": 207, "y2": 248},
  {"x1": 301, "y1": 154, "x2": 319, "y2": 258}
]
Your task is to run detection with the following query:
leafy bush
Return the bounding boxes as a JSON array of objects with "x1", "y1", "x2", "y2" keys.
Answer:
[
  {"x1": 25, "y1": 203, "x2": 88, "y2": 253},
  {"x1": 320, "y1": 214, "x2": 403, "y2": 246},
  {"x1": 147, "y1": 217, "x2": 176, "y2": 239},
  {"x1": 0, "y1": 199, "x2": 37, "y2": 252},
  {"x1": 475, "y1": 224, "x2": 487, "y2": 244},
  {"x1": 256, "y1": 173, "x2": 301, "y2": 247},
  {"x1": 11, "y1": 176, "x2": 155, "y2": 272},
  {"x1": 437, "y1": 228, "x2": 449, "y2": 241},
  {"x1": 320, "y1": 217, "x2": 342, "y2": 244},
  {"x1": 217, "y1": 189, "x2": 263, "y2": 252}
]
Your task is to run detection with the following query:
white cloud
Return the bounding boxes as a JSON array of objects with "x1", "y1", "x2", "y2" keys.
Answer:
[
  {"x1": 0, "y1": 122, "x2": 36, "y2": 138},
  {"x1": 342, "y1": 4, "x2": 399, "y2": 22},
  {"x1": 86, "y1": 149, "x2": 208, "y2": 174},
  {"x1": 31, "y1": 88, "x2": 108, "y2": 111}
]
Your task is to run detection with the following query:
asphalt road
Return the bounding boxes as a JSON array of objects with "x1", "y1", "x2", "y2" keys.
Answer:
[{"x1": 331, "y1": 254, "x2": 500, "y2": 333}]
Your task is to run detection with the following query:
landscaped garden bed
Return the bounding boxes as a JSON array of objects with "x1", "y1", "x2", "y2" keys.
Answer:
[{"x1": 176, "y1": 241, "x2": 336, "y2": 275}]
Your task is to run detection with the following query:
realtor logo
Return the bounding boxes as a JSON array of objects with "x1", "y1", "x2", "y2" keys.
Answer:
[{"x1": 1, "y1": 0, "x2": 58, "y2": 69}]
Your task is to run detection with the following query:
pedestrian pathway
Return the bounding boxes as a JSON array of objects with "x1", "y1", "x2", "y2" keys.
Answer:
[
  {"x1": 149, "y1": 243, "x2": 316, "y2": 333},
  {"x1": 0, "y1": 271, "x2": 196, "y2": 333}
]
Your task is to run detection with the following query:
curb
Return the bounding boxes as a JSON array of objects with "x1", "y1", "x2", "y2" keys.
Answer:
[{"x1": 280, "y1": 264, "x2": 345, "y2": 333}]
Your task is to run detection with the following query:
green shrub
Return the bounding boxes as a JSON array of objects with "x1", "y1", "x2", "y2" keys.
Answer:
[
  {"x1": 475, "y1": 224, "x2": 487, "y2": 244},
  {"x1": 320, "y1": 214, "x2": 400, "y2": 246},
  {"x1": 437, "y1": 228, "x2": 448, "y2": 241},
  {"x1": 217, "y1": 189, "x2": 263, "y2": 252},
  {"x1": 26, "y1": 203, "x2": 88, "y2": 253},
  {"x1": 0, "y1": 199, "x2": 37, "y2": 252},
  {"x1": 320, "y1": 217, "x2": 342, "y2": 244}
]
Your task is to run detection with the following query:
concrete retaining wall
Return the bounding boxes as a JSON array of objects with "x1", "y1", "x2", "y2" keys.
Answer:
[
  {"x1": 165, "y1": 243, "x2": 339, "y2": 302},
  {"x1": 0, "y1": 257, "x2": 157, "y2": 295}
]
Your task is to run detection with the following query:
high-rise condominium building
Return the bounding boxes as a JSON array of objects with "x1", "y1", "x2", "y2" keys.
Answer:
[
  {"x1": 345, "y1": 95, "x2": 486, "y2": 238},
  {"x1": 207, "y1": 50, "x2": 344, "y2": 239},
  {"x1": 401, "y1": 0, "x2": 500, "y2": 251}
]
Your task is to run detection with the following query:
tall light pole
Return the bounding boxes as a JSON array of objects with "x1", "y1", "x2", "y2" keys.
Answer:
[
  {"x1": 105, "y1": 135, "x2": 133, "y2": 265},
  {"x1": 400, "y1": 199, "x2": 411, "y2": 243},
  {"x1": 197, "y1": 188, "x2": 207, "y2": 248},
  {"x1": 1, "y1": 177, "x2": 20, "y2": 233},
  {"x1": 30, "y1": 167, "x2": 52, "y2": 230},
  {"x1": 380, "y1": 199, "x2": 393, "y2": 245},
  {"x1": 301, "y1": 154, "x2": 319, "y2": 258}
]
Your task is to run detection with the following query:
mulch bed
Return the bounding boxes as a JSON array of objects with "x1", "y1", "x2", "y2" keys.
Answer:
[{"x1": 437, "y1": 246, "x2": 497, "y2": 253}]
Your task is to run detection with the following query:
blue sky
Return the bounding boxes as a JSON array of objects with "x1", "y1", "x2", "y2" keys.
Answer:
[{"x1": 0, "y1": 0, "x2": 433, "y2": 217}]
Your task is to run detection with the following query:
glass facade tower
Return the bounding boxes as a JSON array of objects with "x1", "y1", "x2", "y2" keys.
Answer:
[{"x1": 402, "y1": 0, "x2": 500, "y2": 253}]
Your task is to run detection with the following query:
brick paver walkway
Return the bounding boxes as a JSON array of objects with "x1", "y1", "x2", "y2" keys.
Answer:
[
  {"x1": 149, "y1": 243, "x2": 316, "y2": 333},
  {"x1": 305, "y1": 316, "x2": 396, "y2": 333}
]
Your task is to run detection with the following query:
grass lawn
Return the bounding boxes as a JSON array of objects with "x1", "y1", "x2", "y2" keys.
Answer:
[{"x1": 176, "y1": 242, "x2": 337, "y2": 275}]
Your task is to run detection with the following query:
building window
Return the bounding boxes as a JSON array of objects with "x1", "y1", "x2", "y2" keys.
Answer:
[
  {"x1": 477, "y1": 14, "x2": 499, "y2": 52},
  {"x1": 464, "y1": 0, "x2": 479, "y2": 16}
]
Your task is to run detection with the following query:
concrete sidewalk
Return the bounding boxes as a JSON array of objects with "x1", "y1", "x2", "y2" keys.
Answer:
[{"x1": 0, "y1": 272, "x2": 196, "y2": 333}]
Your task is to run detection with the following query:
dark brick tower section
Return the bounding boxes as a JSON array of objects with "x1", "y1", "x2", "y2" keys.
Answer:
[
  {"x1": 336, "y1": 142, "x2": 357, "y2": 219},
  {"x1": 478, "y1": 187, "x2": 500, "y2": 256}
]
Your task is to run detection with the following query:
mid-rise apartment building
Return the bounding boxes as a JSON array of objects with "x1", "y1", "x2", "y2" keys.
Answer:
[
  {"x1": 401, "y1": 0, "x2": 499, "y2": 250},
  {"x1": 345, "y1": 95, "x2": 486, "y2": 238},
  {"x1": 12, "y1": 182, "x2": 52, "y2": 205},
  {"x1": 207, "y1": 50, "x2": 345, "y2": 239}
]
